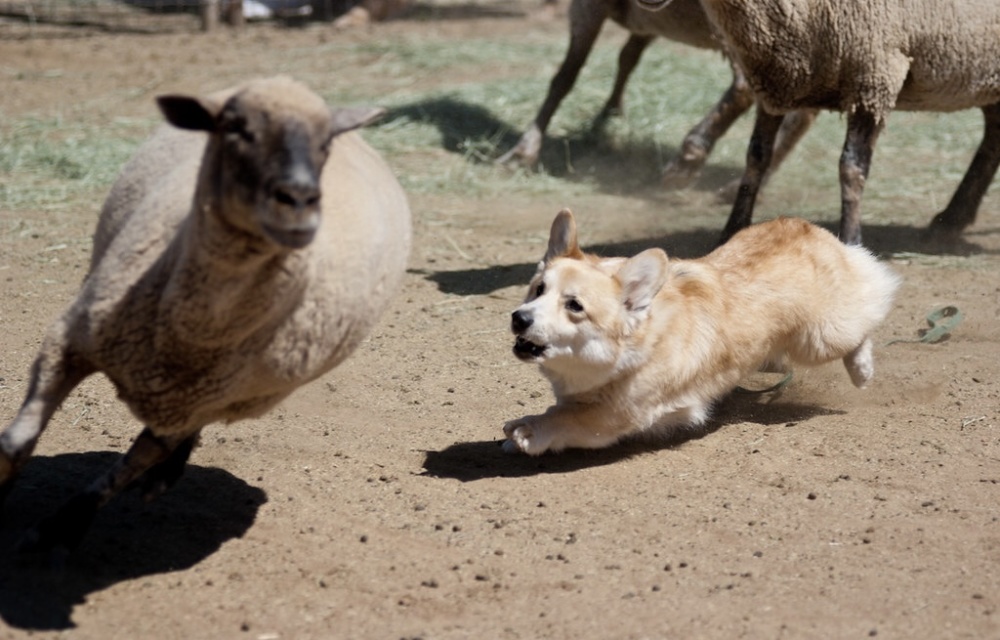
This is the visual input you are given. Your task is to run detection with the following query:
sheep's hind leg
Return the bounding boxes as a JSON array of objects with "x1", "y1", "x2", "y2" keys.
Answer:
[
  {"x1": 599, "y1": 34, "x2": 653, "y2": 119},
  {"x1": 664, "y1": 62, "x2": 756, "y2": 188},
  {"x1": 19, "y1": 427, "x2": 185, "y2": 555},
  {"x1": 927, "y1": 103, "x2": 1000, "y2": 241},
  {"x1": 0, "y1": 342, "x2": 91, "y2": 512},
  {"x1": 838, "y1": 110, "x2": 883, "y2": 246}
]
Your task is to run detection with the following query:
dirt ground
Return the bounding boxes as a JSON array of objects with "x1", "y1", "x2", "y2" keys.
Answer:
[{"x1": 1, "y1": 6, "x2": 999, "y2": 639}]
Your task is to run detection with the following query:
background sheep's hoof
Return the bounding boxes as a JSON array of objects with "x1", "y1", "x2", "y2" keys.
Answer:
[
  {"x1": 497, "y1": 127, "x2": 542, "y2": 168},
  {"x1": 924, "y1": 215, "x2": 968, "y2": 245},
  {"x1": 660, "y1": 159, "x2": 702, "y2": 190}
]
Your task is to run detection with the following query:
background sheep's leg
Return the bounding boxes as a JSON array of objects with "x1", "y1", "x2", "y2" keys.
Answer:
[
  {"x1": 771, "y1": 109, "x2": 818, "y2": 173},
  {"x1": 718, "y1": 107, "x2": 785, "y2": 244},
  {"x1": 497, "y1": 0, "x2": 609, "y2": 167},
  {"x1": 663, "y1": 62, "x2": 756, "y2": 188},
  {"x1": 20, "y1": 427, "x2": 185, "y2": 554},
  {"x1": 0, "y1": 342, "x2": 91, "y2": 507},
  {"x1": 838, "y1": 110, "x2": 883, "y2": 246},
  {"x1": 599, "y1": 34, "x2": 654, "y2": 118},
  {"x1": 715, "y1": 108, "x2": 819, "y2": 202},
  {"x1": 927, "y1": 103, "x2": 1000, "y2": 240}
]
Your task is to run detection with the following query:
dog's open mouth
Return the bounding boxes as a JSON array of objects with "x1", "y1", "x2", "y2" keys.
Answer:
[{"x1": 513, "y1": 336, "x2": 547, "y2": 360}]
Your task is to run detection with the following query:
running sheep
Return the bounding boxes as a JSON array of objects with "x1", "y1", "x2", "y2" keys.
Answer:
[{"x1": 0, "y1": 76, "x2": 411, "y2": 553}]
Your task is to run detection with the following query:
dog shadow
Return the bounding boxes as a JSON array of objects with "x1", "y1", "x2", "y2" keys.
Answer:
[
  {"x1": 0, "y1": 451, "x2": 267, "y2": 632},
  {"x1": 421, "y1": 228, "x2": 719, "y2": 296},
  {"x1": 421, "y1": 394, "x2": 844, "y2": 482},
  {"x1": 423, "y1": 223, "x2": 999, "y2": 297}
]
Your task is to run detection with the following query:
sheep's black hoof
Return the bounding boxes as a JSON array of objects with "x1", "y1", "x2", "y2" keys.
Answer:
[
  {"x1": 923, "y1": 218, "x2": 965, "y2": 244},
  {"x1": 17, "y1": 492, "x2": 100, "y2": 559},
  {"x1": 137, "y1": 436, "x2": 196, "y2": 502}
]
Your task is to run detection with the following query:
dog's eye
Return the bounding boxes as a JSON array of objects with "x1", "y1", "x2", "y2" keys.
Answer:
[
  {"x1": 534, "y1": 282, "x2": 545, "y2": 298},
  {"x1": 565, "y1": 298, "x2": 584, "y2": 313}
]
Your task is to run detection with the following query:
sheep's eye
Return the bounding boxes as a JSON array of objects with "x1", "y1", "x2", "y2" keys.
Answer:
[
  {"x1": 565, "y1": 298, "x2": 584, "y2": 313},
  {"x1": 223, "y1": 117, "x2": 254, "y2": 143},
  {"x1": 534, "y1": 282, "x2": 545, "y2": 298}
]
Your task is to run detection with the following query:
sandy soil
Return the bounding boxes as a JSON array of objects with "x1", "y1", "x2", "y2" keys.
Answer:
[{"x1": 1, "y1": 6, "x2": 999, "y2": 639}]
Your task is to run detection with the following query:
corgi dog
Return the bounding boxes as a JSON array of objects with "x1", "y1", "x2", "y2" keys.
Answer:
[{"x1": 504, "y1": 209, "x2": 900, "y2": 455}]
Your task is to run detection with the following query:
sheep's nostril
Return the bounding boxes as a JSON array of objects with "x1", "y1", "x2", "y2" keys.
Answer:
[
  {"x1": 273, "y1": 183, "x2": 320, "y2": 209},
  {"x1": 274, "y1": 189, "x2": 298, "y2": 207}
]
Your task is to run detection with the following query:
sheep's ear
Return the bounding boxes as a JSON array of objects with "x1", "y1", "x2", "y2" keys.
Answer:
[
  {"x1": 544, "y1": 209, "x2": 583, "y2": 262},
  {"x1": 617, "y1": 248, "x2": 669, "y2": 313},
  {"x1": 156, "y1": 95, "x2": 222, "y2": 132},
  {"x1": 330, "y1": 106, "x2": 386, "y2": 136}
]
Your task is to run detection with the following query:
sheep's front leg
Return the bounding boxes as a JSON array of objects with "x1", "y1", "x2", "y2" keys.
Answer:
[
  {"x1": 838, "y1": 109, "x2": 883, "y2": 246},
  {"x1": 927, "y1": 103, "x2": 1000, "y2": 241},
  {"x1": 719, "y1": 107, "x2": 785, "y2": 244},
  {"x1": 20, "y1": 427, "x2": 185, "y2": 554},
  {"x1": 0, "y1": 340, "x2": 91, "y2": 507},
  {"x1": 664, "y1": 62, "x2": 756, "y2": 188},
  {"x1": 136, "y1": 433, "x2": 199, "y2": 502},
  {"x1": 497, "y1": 0, "x2": 609, "y2": 167},
  {"x1": 600, "y1": 34, "x2": 654, "y2": 118}
]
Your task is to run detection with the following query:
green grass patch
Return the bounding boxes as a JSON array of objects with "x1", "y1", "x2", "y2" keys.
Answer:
[{"x1": 0, "y1": 116, "x2": 148, "y2": 213}]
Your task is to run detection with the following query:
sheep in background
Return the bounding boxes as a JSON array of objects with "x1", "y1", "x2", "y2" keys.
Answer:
[
  {"x1": 498, "y1": 0, "x2": 817, "y2": 194},
  {"x1": 0, "y1": 76, "x2": 411, "y2": 553},
  {"x1": 638, "y1": 0, "x2": 1000, "y2": 245}
]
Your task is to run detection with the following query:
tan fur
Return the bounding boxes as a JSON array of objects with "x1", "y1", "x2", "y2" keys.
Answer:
[
  {"x1": 504, "y1": 210, "x2": 899, "y2": 455},
  {"x1": 0, "y1": 77, "x2": 410, "y2": 546}
]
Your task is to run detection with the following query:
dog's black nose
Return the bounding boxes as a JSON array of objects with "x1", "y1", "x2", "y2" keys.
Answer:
[{"x1": 511, "y1": 309, "x2": 533, "y2": 334}]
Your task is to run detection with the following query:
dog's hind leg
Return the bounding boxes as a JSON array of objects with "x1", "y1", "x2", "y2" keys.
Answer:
[{"x1": 843, "y1": 338, "x2": 874, "y2": 388}]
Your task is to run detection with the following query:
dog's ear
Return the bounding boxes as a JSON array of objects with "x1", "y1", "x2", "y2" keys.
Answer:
[
  {"x1": 617, "y1": 248, "x2": 669, "y2": 312},
  {"x1": 544, "y1": 209, "x2": 584, "y2": 262}
]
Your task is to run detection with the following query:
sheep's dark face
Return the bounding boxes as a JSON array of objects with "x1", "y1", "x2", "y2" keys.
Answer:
[
  {"x1": 216, "y1": 103, "x2": 330, "y2": 249},
  {"x1": 157, "y1": 77, "x2": 384, "y2": 250}
]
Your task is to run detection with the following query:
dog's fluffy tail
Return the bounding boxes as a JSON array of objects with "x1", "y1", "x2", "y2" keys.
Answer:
[{"x1": 785, "y1": 243, "x2": 900, "y2": 385}]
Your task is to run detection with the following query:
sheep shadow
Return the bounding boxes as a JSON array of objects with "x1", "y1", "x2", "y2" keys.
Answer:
[
  {"x1": 379, "y1": 96, "x2": 741, "y2": 197},
  {"x1": 421, "y1": 394, "x2": 844, "y2": 482},
  {"x1": 423, "y1": 222, "x2": 999, "y2": 297},
  {"x1": 0, "y1": 451, "x2": 266, "y2": 632}
]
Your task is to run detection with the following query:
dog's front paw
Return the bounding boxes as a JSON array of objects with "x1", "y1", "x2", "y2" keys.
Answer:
[{"x1": 502, "y1": 418, "x2": 553, "y2": 456}]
